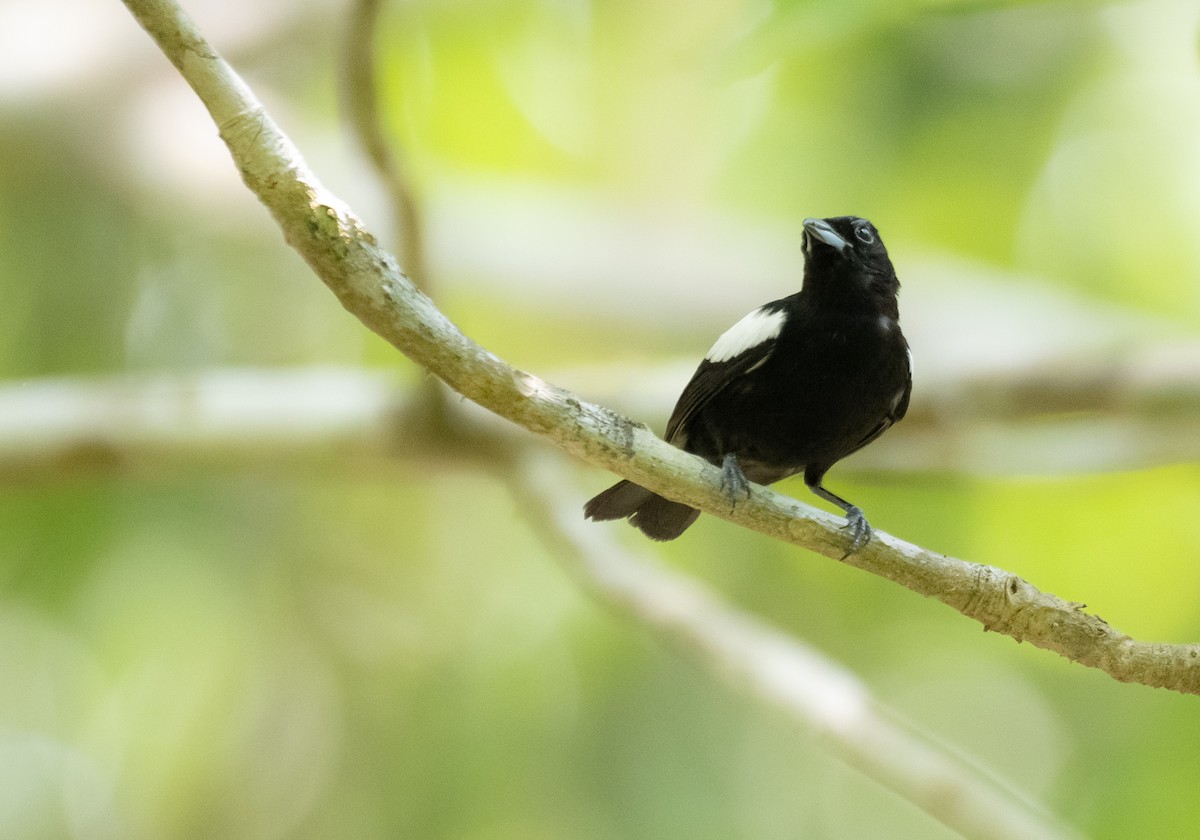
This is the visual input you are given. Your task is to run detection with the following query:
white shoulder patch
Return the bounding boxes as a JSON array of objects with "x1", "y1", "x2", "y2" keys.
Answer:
[{"x1": 705, "y1": 307, "x2": 785, "y2": 363}]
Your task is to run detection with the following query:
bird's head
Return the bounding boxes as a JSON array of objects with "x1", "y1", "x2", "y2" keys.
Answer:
[{"x1": 801, "y1": 216, "x2": 899, "y2": 306}]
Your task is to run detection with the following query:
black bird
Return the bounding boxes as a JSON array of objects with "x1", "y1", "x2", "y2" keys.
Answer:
[{"x1": 584, "y1": 216, "x2": 910, "y2": 552}]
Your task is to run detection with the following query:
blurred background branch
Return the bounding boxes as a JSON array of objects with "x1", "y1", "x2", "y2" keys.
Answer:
[
  {"x1": 342, "y1": 0, "x2": 429, "y2": 290},
  {"x1": 5, "y1": 340, "x2": 1199, "y2": 482}
]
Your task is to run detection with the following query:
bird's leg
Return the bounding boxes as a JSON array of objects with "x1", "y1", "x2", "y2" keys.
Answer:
[
  {"x1": 719, "y1": 452, "x2": 752, "y2": 509},
  {"x1": 804, "y1": 467, "x2": 872, "y2": 557}
]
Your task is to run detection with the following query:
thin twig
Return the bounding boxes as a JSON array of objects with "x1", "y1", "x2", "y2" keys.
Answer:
[{"x1": 342, "y1": 0, "x2": 428, "y2": 287}]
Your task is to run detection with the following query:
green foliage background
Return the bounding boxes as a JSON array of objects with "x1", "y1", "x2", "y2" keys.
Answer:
[{"x1": 3, "y1": 0, "x2": 1200, "y2": 837}]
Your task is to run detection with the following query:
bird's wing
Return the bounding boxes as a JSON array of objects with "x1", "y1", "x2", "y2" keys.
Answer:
[
  {"x1": 664, "y1": 340, "x2": 777, "y2": 445},
  {"x1": 664, "y1": 303, "x2": 787, "y2": 445}
]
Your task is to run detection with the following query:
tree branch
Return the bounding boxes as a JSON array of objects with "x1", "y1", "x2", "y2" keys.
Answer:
[{"x1": 119, "y1": 0, "x2": 1200, "y2": 696}]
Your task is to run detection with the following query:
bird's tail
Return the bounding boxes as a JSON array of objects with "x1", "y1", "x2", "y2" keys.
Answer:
[{"x1": 583, "y1": 480, "x2": 700, "y2": 541}]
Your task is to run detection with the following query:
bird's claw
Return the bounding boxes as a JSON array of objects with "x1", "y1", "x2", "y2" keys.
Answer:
[
  {"x1": 719, "y1": 454, "x2": 752, "y2": 510},
  {"x1": 840, "y1": 506, "x2": 872, "y2": 559}
]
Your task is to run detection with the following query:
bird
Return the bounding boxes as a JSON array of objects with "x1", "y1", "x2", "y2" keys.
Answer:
[{"x1": 583, "y1": 215, "x2": 911, "y2": 553}]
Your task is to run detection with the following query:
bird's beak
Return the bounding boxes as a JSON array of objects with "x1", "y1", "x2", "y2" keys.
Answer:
[{"x1": 803, "y1": 218, "x2": 849, "y2": 254}]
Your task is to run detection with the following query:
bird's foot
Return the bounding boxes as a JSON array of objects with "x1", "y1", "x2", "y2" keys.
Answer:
[
  {"x1": 840, "y1": 506, "x2": 872, "y2": 558},
  {"x1": 719, "y1": 453, "x2": 752, "y2": 510}
]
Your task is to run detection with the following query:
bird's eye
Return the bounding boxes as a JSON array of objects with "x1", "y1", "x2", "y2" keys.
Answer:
[{"x1": 854, "y1": 226, "x2": 875, "y2": 244}]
